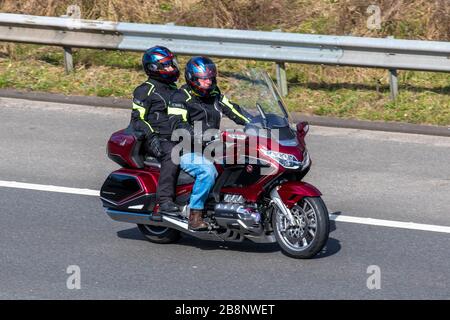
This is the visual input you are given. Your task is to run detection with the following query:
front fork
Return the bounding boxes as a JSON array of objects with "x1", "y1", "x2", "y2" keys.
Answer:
[{"x1": 270, "y1": 187, "x2": 296, "y2": 226}]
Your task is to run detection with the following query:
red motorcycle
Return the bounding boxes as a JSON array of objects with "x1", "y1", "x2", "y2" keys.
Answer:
[{"x1": 101, "y1": 70, "x2": 329, "y2": 258}]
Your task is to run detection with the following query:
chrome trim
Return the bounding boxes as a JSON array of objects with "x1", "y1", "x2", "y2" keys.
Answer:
[
  {"x1": 162, "y1": 216, "x2": 189, "y2": 230},
  {"x1": 106, "y1": 208, "x2": 275, "y2": 243},
  {"x1": 302, "y1": 150, "x2": 311, "y2": 170},
  {"x1": 128, "y1": 204, "x2": 144, "y2": 210},
  {"x1": 105, "y1": 209, "x2": 227, "y2": 242},
  {"x1": 270, "y1": 187, "x2": 296, "y2": 226},
  {"x1": 237, "y1": 219, "x2": 249, "y2": 230},
  {"x1": 106, "y1": 208, "x2": 155, "y2": 225}
]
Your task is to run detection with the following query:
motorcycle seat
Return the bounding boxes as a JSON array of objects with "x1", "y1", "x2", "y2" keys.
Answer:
[{"x1": 144, "y1": 156, "x2": 195, "y2": 186}]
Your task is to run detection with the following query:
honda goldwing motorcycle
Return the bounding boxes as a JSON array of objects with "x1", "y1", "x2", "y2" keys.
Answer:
[{"x1": 100, "y1": 69, "x2": 329, "y2": 259}]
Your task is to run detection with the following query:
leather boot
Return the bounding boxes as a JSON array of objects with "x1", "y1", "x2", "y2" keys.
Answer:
[{"x1": 188, "y1": 209, "x2": 209, "y2": 231}]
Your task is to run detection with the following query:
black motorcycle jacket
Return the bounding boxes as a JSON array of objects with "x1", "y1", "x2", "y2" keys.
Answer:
[
  {"x1": 130, "y1": 78, "x2": 178, "y2": 139},
  {"x1": 168, "y1": 84, "x2": 251, "y2": 133}
]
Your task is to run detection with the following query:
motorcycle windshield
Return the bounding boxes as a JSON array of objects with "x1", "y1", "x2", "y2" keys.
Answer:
[
  {"x1": 225, "y1": 69, "x2": 292, "y2": 129},
  {"x1": 225, "y1": 69, "x2": 296, "y2": 143}
]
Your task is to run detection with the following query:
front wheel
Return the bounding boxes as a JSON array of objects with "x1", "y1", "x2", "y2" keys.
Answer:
[
  {"x1": 272, "y1": 197, "x2": 329, "y2": 259},
  {"x1": 137, "y1": 224, "x2": 181, "y2": 244}
]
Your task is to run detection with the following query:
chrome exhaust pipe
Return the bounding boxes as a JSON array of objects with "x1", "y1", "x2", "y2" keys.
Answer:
[
  {"x1": 105, "y1": 209, "x2": 223, "y2": 241},
  {"x1": 105, "y1": 208, "x2": 189, "y2": 231},
  {"x1": 106, "y1": 208, "x2": 160, "y2": 226},
  {"x1": 160, "y1": 215, "x2": 226, "y2": 241},
  {"x1": 106, "y1": 208, "x2": 188, "y2": 231}
]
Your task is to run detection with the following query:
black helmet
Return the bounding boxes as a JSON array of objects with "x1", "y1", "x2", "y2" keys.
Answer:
[
  {"x1": 185, "y1": 56, "x2": 217, "y2": 97},
  {"x1": 142, "y1": 46, "x2": 180, "y2": 83}
]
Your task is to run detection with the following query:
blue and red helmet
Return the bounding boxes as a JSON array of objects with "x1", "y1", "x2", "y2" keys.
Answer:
[
  {"x1": 142, "y1": 46, "x2": 179, "y2": 83},
  {"x1": 185, "y1": 56, "x2": 217, "y2": 97}
]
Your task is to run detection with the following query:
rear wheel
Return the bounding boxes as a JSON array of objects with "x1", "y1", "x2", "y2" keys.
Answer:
[
  {"x1": 137, "y1": 224, "x2": 181, "y2": 244},
  {"x1": 272, "y1": 197, "x2": 329, "y2": 259}
]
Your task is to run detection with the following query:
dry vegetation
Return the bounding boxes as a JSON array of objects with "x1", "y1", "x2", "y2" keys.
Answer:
[{"x1": 0, "y1": 0, "x2": 449, "y2": 39}]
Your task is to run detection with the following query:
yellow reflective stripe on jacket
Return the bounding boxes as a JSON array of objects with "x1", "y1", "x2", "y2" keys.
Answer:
[
  {"x1": 144, "y1": 81, "x2": 155, "y2": 95},
  {"x1": 221, "y1": 95, "x2": 250, "y2": 123},
  {"x1": 183, "y1": 89, "x2": 192, "y2": 102},
  {"x1": 167, "y1": 107, "x2": 188, "y2": 122},
  {"x1": 132, "y1": 103, "x2": 154, "y2": 132}
]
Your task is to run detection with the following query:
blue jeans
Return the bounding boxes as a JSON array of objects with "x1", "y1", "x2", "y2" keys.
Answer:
[{"x1": 180, "y1": 153, "x2": 218, "y2": 210}]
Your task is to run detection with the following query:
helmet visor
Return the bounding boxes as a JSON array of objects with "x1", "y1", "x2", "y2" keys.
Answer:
[
  {"x1": 197, "y1": 77, "x2": 216, "y2": 89},
  {"x1": 157, "y1": 58, "x2": 179, "y2": 79},
  {"x1": 194, "y1": 62, "x2": 217, "y2": 79},
  {"x1": 160, "y1": 57, "x2": 178, "y2": 69}
]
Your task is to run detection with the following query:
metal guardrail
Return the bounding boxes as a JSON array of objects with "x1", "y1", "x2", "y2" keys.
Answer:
[{"x1": 0, "y1": 13, "x2": 449, "y2": 98}]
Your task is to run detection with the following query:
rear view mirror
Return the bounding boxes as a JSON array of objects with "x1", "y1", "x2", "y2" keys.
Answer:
[{"x1": 296, "y1": 121, "x2": 309, "y2": 135}]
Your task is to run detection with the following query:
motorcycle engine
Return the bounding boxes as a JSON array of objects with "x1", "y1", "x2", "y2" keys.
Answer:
[
  {"x1": 223, "y1": 194, "x2": 246, "y2": 204},
  {"x1": 213, "y1": 196, "x2": 262, "y2": 235}
]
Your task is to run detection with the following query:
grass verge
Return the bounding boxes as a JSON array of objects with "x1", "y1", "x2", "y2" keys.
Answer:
[{"x1": 0, "y1": 44, "x2": 448, "y2": 126}]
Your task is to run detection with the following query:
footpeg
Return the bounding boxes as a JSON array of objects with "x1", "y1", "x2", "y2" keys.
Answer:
[{"x1": 150, "y1": 212, "x2": 163, "y2": 222}]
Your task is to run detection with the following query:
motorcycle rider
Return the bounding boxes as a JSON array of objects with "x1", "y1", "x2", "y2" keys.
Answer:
[
  {"x1": 130, "y1": 46, "x2": 181, "y2": 217},
  {"x1": 168, "y1": 56, "x2": 251, "y2": 230}
]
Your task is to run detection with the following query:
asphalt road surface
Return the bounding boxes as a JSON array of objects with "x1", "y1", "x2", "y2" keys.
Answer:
[{"x1": 0, "y1": 97, "x2": 449, "y2": 299}]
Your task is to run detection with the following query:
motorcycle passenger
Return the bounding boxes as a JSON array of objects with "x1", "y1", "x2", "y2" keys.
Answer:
[
  {"x1": 130, "y1": 46, "x2": 181, "y2": 216},
  {"x1": 168, "y1": 56, "x2": 251, "y2": 231}
]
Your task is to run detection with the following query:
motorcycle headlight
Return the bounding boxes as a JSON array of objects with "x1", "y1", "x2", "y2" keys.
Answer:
[{"x1": 261, "y1": 149, "x2": 301, "y2": 169}]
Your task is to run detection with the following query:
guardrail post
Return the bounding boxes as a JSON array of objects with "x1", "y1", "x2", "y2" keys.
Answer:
[
  {"x1": 60, "y1": 5, "x2": 80, "y2": 74},
  {"x1": 272, "y1": 29, "x2": 288, "y2": 96},
  {"x1": 63, "y1": 47, "x2": 74, "y2": 74},
  {"x1": 60, "y1": 13, "x2": 74, "y2": 74},
  {"x1": 389, "y1": 68, "x2": 398, "y2": 100},
  {"x1": 387, "y1": 36, "x2": 398, "y2": 100},
  {"x1": 276, "y1": 61, "x2": 288, "y2": 97}
]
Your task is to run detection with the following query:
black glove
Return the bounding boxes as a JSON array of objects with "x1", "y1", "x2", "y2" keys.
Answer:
[
  {"x1": 147, "y1": 134, "x2": 163, "y2": 158},
  {"x1": 240, "y1": 107, "x2": 254, "y2": 122}
]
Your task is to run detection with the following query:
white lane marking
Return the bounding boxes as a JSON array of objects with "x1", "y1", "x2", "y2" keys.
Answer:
[
  {"x1": 0, "y1": 180, "x2": 99, "y2": 196},
  {"x1": 309, "y1": 126, "x2": 450, "y2": 148},
  {"x1": 329, "y1": 214, "x2": 450, "y2": 234},
  {"x1": 0, "y1": 180, "x2": 449, "y2": 234}
]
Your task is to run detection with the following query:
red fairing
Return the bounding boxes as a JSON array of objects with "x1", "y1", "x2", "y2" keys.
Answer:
[
  {"x1": 107, "y1": 129, "x2": 143, "y2": 168},
  {"x1": 277, "y1": 181, "x2": 322, "y2": 208}
]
